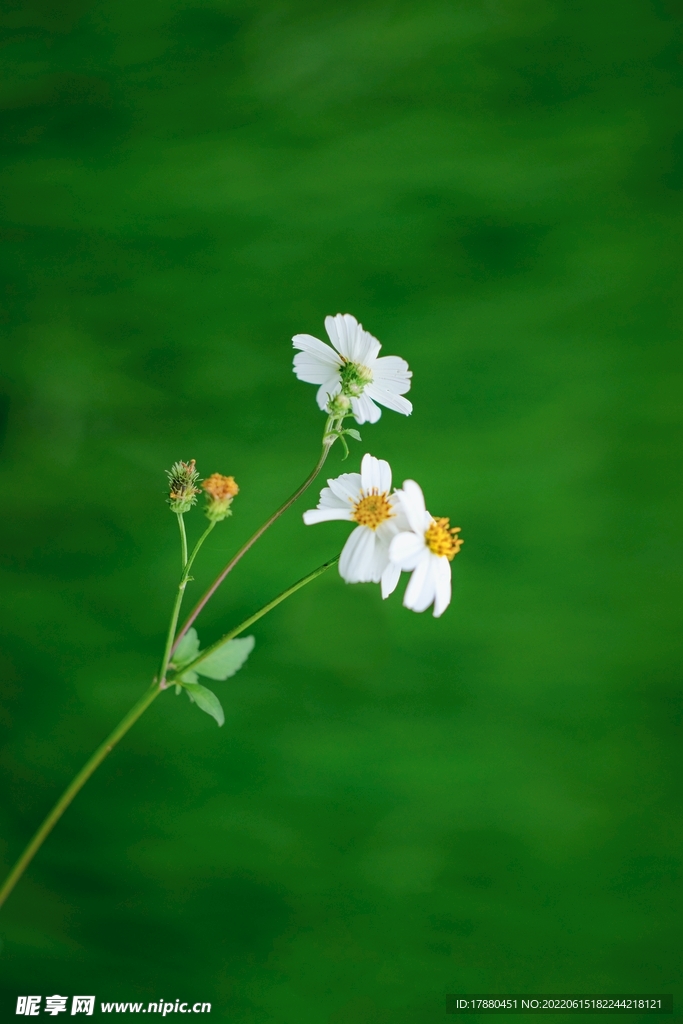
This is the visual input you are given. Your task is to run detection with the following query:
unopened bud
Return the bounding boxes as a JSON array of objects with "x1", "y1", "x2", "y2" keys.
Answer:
[
  {"x1": 166, "y1": 459, "x2": 200, "y2": 513},
  {"x1": 202, "y1": 473, "x2": 239, "y2": 522},
  {"x1": 327, "y1": 392, "x2": 352, "y2": 416}
]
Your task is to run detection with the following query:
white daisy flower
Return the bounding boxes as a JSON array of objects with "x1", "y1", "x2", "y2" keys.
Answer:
[
  {"x1": 389, "y1": 480, "x2": 463, "y2": 618},
  {"x1": 292, "y1": 313, "x2": 412, "y2": 425},
  {"x1": 303, "y1": 453, "x2": 405, "y2": 597}
]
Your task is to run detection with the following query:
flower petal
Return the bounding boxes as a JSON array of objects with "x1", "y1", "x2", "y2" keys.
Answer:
[
  {"x1": 432, "y1": 556, "x2": 452, "y2": 618},
  {"x1": 303, "y1": 506, "x2": 353, "y2": 525},
  {"x1": 403, "y1": 551, "x2": 437, "y2": 613},
  {"x1": 324, "y1": 314, "x2": 348, "y2": 357},
  {"x1": 339, "y1": 525, "x2": 378, "y2": 583},
  {"x1": 339, "y1": 314, "x2": 363, "y2": 362},
  {"x1": 327, "y1": 472, "x2": 362, "y2": 503},
  {"x1": 353, "y1": 326, "x2": 382, "y2": 366},
  {"x1": 370, "y1": 532, "x2": 392, "y2": 582},
  {"x1": 360, "y1": 453, "x2": 392, "y2": 494},
  {"x1": 293, "y1": 352, "x2": 338, "y2": 386},
  {"x1": 324, "y1": 313, "x2": 382, "y2": 366},
  {"x1": 317, "y1": 483, "x2": 356, "y2": 509},
  {"x1": 381, "y1": 559, "x2": 401, "y2": 599},
  {"x1": 396, "y1": 479, "x2": 428, "y2": 536},
  {"x1": 389, "y1": 529, "x2": 426, "y2": 571},
  {"x1": 293, "y1": 333, "x2": 341, "y2": 363},
  {"x1": 350, "y1": 392, "x2": 381, "y2": 424},
  {"x1": 366, "y1": 384, "x2": 413, "y2": 416},
  {"x1": 372, "y1": 355, "x2": 412, "y2": 394},
  {"x1": 292, "y1": 335, "x2": 342, "y2": 382}
]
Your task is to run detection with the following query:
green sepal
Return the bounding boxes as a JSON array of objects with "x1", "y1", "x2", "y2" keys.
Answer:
[
  {"x1": 173, "y1": 628, "x2": 200, "y2": 668},
  {"x1": 195, "y1": 636, "x2": 255, "y2": 680},
  {"x1": 183, "y1": 682, "x2": 225, "y2": 727},
  {"x1": 343, "y1": 428, "x2": 362, "y2": 442}
]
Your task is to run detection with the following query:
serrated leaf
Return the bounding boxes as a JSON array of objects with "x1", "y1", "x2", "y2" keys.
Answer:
[
  {"x1": 196, "y1": 636, "x2": 255, "y2": 680},
  {"x1": 173, "y1": 627, "x2": 200, "y2": 668},
  {"x1": 344, "y1": 428, "x2": 362, "y2": 442},
  {"x1": 183, "y1": 683, "x2": 225, "y2": 727}
]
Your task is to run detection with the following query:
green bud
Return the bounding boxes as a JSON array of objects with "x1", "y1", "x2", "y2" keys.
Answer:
[
  {"x1": 327, "y1": 392, "x2": 352, "y2": 416},
  {"x1": 166, "y1": 459, "x2": 200, "y2": 513}
]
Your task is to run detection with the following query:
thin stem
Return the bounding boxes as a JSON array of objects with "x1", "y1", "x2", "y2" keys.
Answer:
[
  {"x1": 177, "y1": 554, "x2": 341, "y2": 677},
  {"x1": 0, "y1": 553, "x2": 341, "y2": 911},
  {"x1": 158, "y1": 520, "x2": 215, "y2": 686},
  {"x1": 172, "y1": 421, "x2": 338, "y2": 657},
  {"x1": 177, "y1": 513, "x2": 188, "y2": 569},
  {"x1": 0, "y1": 682, "x2": 162, "y2": 911}
]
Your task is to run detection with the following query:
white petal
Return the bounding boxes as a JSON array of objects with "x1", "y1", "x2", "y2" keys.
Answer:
[
  {"x1": 396, "y1": 479, "x2": 427, "y2": 536},
  {"x1": 353, "y1": 326, "x2": 382, "y2": 366},
  {"x1": 317, "y1": 483, "x2": 356, "y2": 509},
  {"x1": 303, "y1": 506, "x2": 353, "y2": 525},
  {"x1": 350, "y1": 392, "x2": 381, "y2": 424},
  {"x1": 372, "y1": 355, "x2": 412, "y2": 393},
  {"x1": 366, "y1": 385, "x2": 413, "y2": 416},
  {"x1": 369, "y1": 535, "x2": 390, "y2": 583},
  {"x1": 381, "y1": 559, "x2": 401, "y2": 599},
  {"x1": 339, "y1": 525, "x2": 377, "y2": 583},
  {"x1": 376, "y1": 515, "x2": 401, "y2": 542},
  {"x1": 315, "y1": 375, "x2": 342, "y2": 410},
  {"x1": 432, "y1": 556, "x2": 452, "y2": 618},
  {"x1": 360, "y1": 453, "x2": 392, "y2": 494},
  {"x1": 290, "y1": 333, "x2": 342, "y2": 366},
  {"x1": 340, "y1": 314, "x2": 364, "y2": 362},
  {"x1": 324, "y1": 314, "x2": 349, "y2": 358},
  {"x1": 389, "y1": 530, "x2": 426, "y2": 571},
  {"x1": 403, "y1": 552, "x2": 437, "y2": 613},
  {"x1": 293, "y1": 351, "x2": 339, "y2": 386},
  {"x1": 327, "y1": 472, "x2": 362, "y2": 503}
]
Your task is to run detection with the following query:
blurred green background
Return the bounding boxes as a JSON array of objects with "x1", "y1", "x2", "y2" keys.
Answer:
[{"x1": 1, "y1": 0, "x2": 682, "y2": 1020}]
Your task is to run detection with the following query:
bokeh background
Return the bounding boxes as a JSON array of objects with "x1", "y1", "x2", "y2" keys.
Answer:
[{"x1": 1, "y1": 1, "x2": 682, "y2": 1020}]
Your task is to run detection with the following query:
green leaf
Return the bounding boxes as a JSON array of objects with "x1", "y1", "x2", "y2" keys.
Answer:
[
  {"x1": 183, "y1": 683, "x2": 225, "y2": 727},
  {"x1": 178, "y1": 669, "x2": 198, "y2": 684},
  {"x1": 196, "y1": 636, "x2": 255, "y2": 680},
  {"x1": 344, "y1": 428, "x2": 362, "y2": 442},
  {"x1": 173, "y1": 627, "x2": 200, "y2": 668}
]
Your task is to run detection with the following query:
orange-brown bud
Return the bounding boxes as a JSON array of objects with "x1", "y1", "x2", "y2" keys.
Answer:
[{"x1": 202, "y1": 474, "x2": 239, "y2": 521}]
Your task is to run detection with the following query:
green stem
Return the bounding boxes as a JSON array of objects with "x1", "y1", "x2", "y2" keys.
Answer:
[
  {"x1": 171, "y1": 418, "x2": 339, "y2": 657},
  {"x1": 0, "y1": 682, "x2": 162, "y2": 911},
  {"x1": 158, "y1": 520, "x2": 215, "y2": 686},
  {"x1": 177, "y1": 513, "x2": 188, "y2": 568},
  {"x1": 0, "y1": 553, "x2": 341, "y2": 911},
  {"x1": 175, "y1": 554, "x2": 340, "y2": 677}
]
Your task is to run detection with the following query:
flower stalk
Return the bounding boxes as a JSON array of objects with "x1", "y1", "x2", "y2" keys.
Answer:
[
  {"x1": 0, "y1": 554, "x2": 340, "y2": 910},
  {"x1": 0, "y1": 310, "x2": 426, "y2": 913},
  {"x1": 171, "y1": 416, "x2": 339, "y2": 657}
]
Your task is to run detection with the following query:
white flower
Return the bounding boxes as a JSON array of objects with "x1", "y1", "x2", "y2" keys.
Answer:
[
  {"x1": 303, "y1": 453, "x2": 405, "y2": 597},
  {"x1": 389, "y1": 480, "x2": 463, "y2": 618},
  {"x1": 292, "y1": 313, "x2": 412, "y2": 425}
]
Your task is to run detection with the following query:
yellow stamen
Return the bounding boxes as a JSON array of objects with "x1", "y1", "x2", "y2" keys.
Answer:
[
  {"x1": 352, "y1": 490, "x2": 394, "y2": 530},
  {"x1": 425, "y1": 517, "x2": 463, "y2": 560}
]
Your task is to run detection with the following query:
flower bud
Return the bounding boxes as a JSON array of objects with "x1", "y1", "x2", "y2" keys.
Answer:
[
  {"x1": 166, "y1": 459, "x2": 201, "y2": 513},
  {"x1": 327, "y1": 392, "x2": 352, "y2": 416},
  {"x1": 202, "y1": 473, "x2": 239, "y2": 522}
]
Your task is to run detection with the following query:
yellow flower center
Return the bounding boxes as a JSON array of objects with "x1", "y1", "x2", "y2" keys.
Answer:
[
  {"x1": 425, "y1": 517, "x2": 463, "y2": 560},
  {"x1": 352, "y1": 491, "x2": 394, "y2": 530}
]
